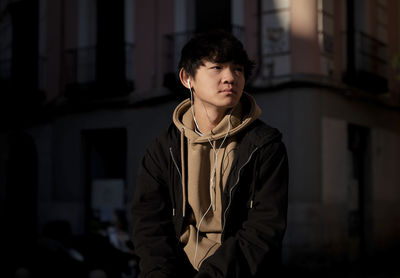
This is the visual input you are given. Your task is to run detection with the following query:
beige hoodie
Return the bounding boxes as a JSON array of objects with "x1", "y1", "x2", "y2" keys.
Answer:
[{"x1": 172, "y1": 93, "x2": 261, "y2": 270}]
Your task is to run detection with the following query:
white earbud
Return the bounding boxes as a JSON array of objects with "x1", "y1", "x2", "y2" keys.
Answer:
[{"x1": 187, "y1": 79, "x2": 191, "y2": 89}]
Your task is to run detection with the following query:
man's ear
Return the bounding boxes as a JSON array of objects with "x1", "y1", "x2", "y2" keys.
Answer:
[{"x1": 179, "y1": 68, "x2": 191, "y2": 89}]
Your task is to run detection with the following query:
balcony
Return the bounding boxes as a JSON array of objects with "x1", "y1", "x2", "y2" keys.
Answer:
[
  {"x1": 163, "y1": 26, "x2": 245, "y2": 83},
  {"x1": 357, "y1": 31, "x2": 387, "y2": 76},
  {"x1": 344, "y1": 31, "x2": 388, "y2": 94},
  {"x1": 164, "y1": 30, "x2": 194, "y2": 75},
  {"x1": 63, "y1": 46, "x2": 96, "y2": 93},
  {"x1": 63, "y1": 43, "x2": 134, "y2": 99}
]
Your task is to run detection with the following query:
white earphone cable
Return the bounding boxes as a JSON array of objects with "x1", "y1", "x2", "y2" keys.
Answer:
[{"x1": 188, "y1": 81, "x2": 234, "y2": 268}]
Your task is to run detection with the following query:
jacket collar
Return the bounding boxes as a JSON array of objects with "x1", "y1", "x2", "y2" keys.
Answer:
[{"x1": 168, "y1": 119, "x2": 282, "y2": 166}]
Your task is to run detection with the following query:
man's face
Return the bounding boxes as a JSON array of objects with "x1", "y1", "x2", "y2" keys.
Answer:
[{"x1": 190, "y1": 60, "x2": 245, "y2": 112}]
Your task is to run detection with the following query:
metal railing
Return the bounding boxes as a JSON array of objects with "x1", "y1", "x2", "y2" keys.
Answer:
[
  {"x1": 63, "y1": 43, "x2": 135, "y2": 90},
  {"x1": 63, "y1": 46, "x2": 97, "y2": 87},
  {"x1": 164, "y1": 26, "x2": 246, "y2": 74},
  {"x1": 232, "y1": 25, "x2": 245, "y2": 44},
  {"x1": 355, "y1": 31, "x2": 387, "y2": 78},
  {"x1": 164, "y1": 30, "x2": 194, "y2": 74}
]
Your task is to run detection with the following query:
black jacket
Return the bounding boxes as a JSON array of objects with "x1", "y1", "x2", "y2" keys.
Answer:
[{"x1": 131, "y1": 119, "x2": 288, "y2": 278}]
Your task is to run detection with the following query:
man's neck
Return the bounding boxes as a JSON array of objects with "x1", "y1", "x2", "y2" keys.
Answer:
[{"x1": 193, "y1": 104, "x2": 228, "y2": 134}]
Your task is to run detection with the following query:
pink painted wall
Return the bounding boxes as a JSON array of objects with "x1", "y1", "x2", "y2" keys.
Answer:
[
  {"x1": 134, "y1": 0, "x2": 174, "y2": 91},
  {"x1": 244, "y1": 0, "x2": 259, "y2": 68},
  {"x1": 290, "y1": 0, "x2": 320, "y2": 75},
  {"x1": 333, "y1": 0, "x2": 344, "y2": 82}
]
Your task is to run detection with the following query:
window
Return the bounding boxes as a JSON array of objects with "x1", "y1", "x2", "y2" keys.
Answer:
[
  {"x1": 347, "y1": 124, "x2": 372, "y2": 257},
  {"x1": 343, "y1": 0, "x2": 388, "y2": 93},
  {"x1": 195, "y1": 0, "x2": 231, "y2": 32},
  {"x1": 65, "y1": 0, "x2": 134, "y2": 98},
  {"x1": 164, "y1": 0, "x2": 244, "y2": 88},
  {"x1": 260, "y1": 0, "x2": 291, "y2": 79},
  {"x1": 82, "y1": 128, "x2": 127, "y2": 230},
  {"x1": 0, "y1": 0, "x2": 41, "y2": 94}
]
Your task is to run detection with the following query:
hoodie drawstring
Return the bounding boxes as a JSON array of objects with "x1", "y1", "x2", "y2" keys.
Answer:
[
  {"x1": 180, "y1": 128, "x2": 187, "y2": 218},
  {"x1": 169, "y1": 147, "x2": 180, "y2": 217},
  {"x1": 249, "y1": 150, "x2": 258, "y2": 209}
]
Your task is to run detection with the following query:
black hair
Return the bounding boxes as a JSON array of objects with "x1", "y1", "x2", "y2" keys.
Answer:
[{"x1": 178, "y1": 29, "x2": 255, "y2": 80}]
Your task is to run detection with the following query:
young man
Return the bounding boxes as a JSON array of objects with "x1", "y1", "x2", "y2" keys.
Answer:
[{"x1": 131, "y1": 30, "x2": 288, "y2": 278}]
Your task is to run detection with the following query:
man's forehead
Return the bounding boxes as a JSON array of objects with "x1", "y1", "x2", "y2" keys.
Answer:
[{"x1": 200, "y1": 58, "x2": 243, "y2": 66}]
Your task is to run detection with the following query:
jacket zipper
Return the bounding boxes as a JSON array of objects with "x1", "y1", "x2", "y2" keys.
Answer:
[
  {"x1": 222, "y1": 146, "x2": 260, "y2": 237},
  {"x1": 169, "y1": 147, "x2": 181, "y2": 217},
  {"x1": 169, "y1": 147, "x2": 182, "y2": 180}
]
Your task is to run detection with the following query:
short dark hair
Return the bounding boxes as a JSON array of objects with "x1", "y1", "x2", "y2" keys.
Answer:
[{"x1": 178, "y1": 30, "x2": 255, "y2": 80}]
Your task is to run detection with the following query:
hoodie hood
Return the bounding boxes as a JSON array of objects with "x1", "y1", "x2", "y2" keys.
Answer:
[{"x1": 172, "y1": 92, "x2": 262, "y2": 142}]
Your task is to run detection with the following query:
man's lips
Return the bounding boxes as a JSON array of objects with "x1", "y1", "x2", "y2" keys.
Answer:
[{"x1": 220, "y1": 88, "x2": 236, "y2": 94}]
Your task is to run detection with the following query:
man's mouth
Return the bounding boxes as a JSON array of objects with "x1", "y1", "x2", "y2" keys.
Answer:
[{"x1": 221, "y1": 88, "x2": 235, "y2": 94}]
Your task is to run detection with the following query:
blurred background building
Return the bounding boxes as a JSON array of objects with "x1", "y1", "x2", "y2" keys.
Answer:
[{"x1": 1, "y1": 0, "x2": 400, "y2": 277}]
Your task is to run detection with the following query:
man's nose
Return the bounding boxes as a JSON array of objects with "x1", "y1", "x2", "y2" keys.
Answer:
[{"x1": 222, "y1": 67, "x2": 235, "y2": 83}]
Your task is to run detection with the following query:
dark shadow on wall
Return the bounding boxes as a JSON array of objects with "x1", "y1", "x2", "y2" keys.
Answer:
[{"x1": 2, "y1": 131, "x2": 38, "y2": 277}]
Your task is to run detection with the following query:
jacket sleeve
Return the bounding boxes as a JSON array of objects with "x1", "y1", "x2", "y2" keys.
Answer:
[
  {"x1": 131, "y1": 138, "x2": 180, "y2": 278},
  {"x1": 196, "y1": 141, "x2": 289, "y2": 278}
]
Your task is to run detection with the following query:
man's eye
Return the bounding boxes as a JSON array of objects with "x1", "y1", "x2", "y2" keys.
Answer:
[
  {"x1": 211, "y1": 66, "x2": 222, "y2": 70},
  {"x1": 234, "y1": 67, "x2": 244, "y2": 74}
]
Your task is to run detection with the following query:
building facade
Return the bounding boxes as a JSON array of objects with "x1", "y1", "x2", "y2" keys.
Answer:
[{"x1": 1, "y1": 0, "x2": 400, "y2": 271}]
